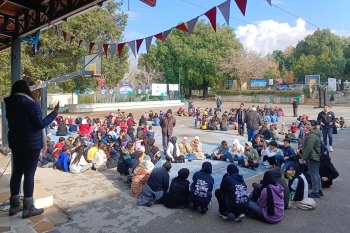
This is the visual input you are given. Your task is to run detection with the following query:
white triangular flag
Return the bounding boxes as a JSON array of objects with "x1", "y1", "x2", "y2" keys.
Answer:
[
  {"x1": 162, "y1": 28, "x2": 172, "y2": 41},
  {"x1": 97, "y1": 43, "x2": 103, "y2": 57},
  {"x1": 66, "y1": 34, "x2": 71, "y2": 43},
  {"x1": 187, "y1": 16, "x2": 199, "y2": 35},
  {"x1": 145, "y1": 36, "x2": 153, "y2": 54},
  {"x1": 110, "y1": 43, "x2": 117, "y2": 58},
  {"x1": 85, "y1": 41, "x2": 90, "y2": 53},
  {"x1": 75, "y1": 37, "x2": 80, "y2": 43},
  {"x1": 127, "y1": 41, "x2": 136, "y2": 58},
  {"x1": 218, "y1": 0, "x2": 231, "y2": 26},
  {"x1": 57, "y1": 28, "x2": 62, "y2": 39},
  {"x1": 52, "y1": 25, "x2": 55, "y2": 34}
]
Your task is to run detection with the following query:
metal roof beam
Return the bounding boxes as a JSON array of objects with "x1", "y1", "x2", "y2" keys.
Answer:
[{"x1": 5, "y1": 0, "x2": 42, "y2": 11}]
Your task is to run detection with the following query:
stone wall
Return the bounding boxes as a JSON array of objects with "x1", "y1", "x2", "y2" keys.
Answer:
[
  {"x1": 219, "y1": 94, "x2": 305, "y2": 104},
  {"x1": 326, "y1": 92, "x2": 350, "y2": 104}
]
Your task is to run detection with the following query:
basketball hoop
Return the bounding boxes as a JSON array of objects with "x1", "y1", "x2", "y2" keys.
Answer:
[{"x1": 95, "y1": 74, "x2": 106, "y2": 86}]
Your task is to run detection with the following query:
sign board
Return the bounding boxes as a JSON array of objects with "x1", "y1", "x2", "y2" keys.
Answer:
[
  {"x1": 250, "y1": 79, "x2": 267, "y2": 88},
  {"x1": 269, "y1": 79, "x2": 274, "y2": 86},
  {"x1": 119, "y1": 83, "x2": 133, "y2": 95},
  {"x1": 226, "y1": 80, "x2": 233, "y2": 85},
  {"x1": 145, "y1": 83, "x2": 151, "y2": 94},
  {"x1": 152, "y1": 84, "x2": 167, "y2": 96},
  {"x1": 169, "y1": 84, "x2": 179, "y2": 91},
  {"x1": 328, "y1": 78, "x2": 337, "y2": 91}
]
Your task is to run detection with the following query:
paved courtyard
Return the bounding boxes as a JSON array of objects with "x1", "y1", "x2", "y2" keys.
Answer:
[{"x1": 0, "y1": 100, "x2": 349, "y2": 233}]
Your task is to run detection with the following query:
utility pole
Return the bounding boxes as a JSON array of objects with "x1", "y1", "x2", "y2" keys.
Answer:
[{"x1": 179, "y1": 67, "x2": 181, "y2": 99}]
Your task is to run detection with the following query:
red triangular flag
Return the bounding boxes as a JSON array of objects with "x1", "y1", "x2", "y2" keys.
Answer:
[
  {"x1": 89, "y1": 42, "x2": 95, "y2": 54},
  {"x1": 78, "y1": 39, "x2": 83, "y2": 47},
  {"x1": 154, "y1": 33, "x2": 163, "y2": 41},
  {"x1": 70, "y1": 35, "x2": 75, "y2": 44},
  {"x1": 62, "y1": 31, "x2": 67, "y2": 41},
  {"x1": 205, "y1": 7, "x2": 217, "y2": 32},
  {"x1": 136, "y1": 39, "x2": 143, "y2": 54},
  {"x1": 235, "y1": 0, "x2": 247, "y2": 16},
  {"x1": 118, "y1": 43, "x2": 126, "y2": 57},
  {"x1": 103, "y1": 44, "x2": 109, "y2": 58},
  {"x1": 175, "y1": 23, "x2": 188, "y2": 33}
]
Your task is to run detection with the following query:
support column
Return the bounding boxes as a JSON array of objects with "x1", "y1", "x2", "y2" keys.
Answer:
[{"x1": 41, "y1": 86, "x2": 48, "y2": 117}]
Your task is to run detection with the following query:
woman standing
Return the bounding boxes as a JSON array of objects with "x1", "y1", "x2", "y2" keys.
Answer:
[
  {"x1": 5, "y1": 80, "x2": 59, "y2": 219},
  {"x1": 301, "y1": 120, "x2": 323, "y2": 198}
]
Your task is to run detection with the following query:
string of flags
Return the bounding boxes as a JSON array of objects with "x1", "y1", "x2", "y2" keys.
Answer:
[{"x1": 50, "y1": 0, "x2": 262, "y2": 58}]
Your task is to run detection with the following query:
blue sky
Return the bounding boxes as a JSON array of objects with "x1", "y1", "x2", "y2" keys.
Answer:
[{"x1": 119, "y1": 0, "x2": 350, "y2": 54}]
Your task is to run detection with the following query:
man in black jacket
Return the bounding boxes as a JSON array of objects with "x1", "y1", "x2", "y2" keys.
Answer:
[
  {"x1": 317, "y1": 105, "x2": 336, "y2": 152},
  {"x1": 245, "y1": 107, "x2": 262, "y2": 142},
  {"x1": 235, "y1": 103, "x2": 246, "y2": 136},
  {"x1": 292, "y1": 99, "x2": 298, "y2": 117}
]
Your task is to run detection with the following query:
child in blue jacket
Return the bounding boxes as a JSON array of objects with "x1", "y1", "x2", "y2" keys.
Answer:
[{"x1": 56, "y1": 145, "x2": 71, "y2": 172}]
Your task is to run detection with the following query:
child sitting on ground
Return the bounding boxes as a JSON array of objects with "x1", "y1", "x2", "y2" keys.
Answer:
[
  {"x1": 146, "y1": 126, "x2": 155, "y2": 139},
  {"x1": 56, "y1": 145, "x2": 71, "y2": 172},
  {"x1": 270, "y1": 124, "x2": 279, "y2": 141},
  {"x1": 279, "y1": 123, "x2": 287, "y2": 135},
  {"x1": 239, "y1": 142, "x2": 259, "y2": 170},
  {"x1": 339, "y1": 116, "x2": 347, "y2": 129},
  {"x1": 211, "y1": 140, "x2": 230, "y2": 162},
  {"x1": 164, "y1": 168, "x2": 190, "y2": 209}
]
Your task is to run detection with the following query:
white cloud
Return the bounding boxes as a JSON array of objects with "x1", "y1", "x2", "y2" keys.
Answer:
[
  {"x1": 331, "y1": 29, "x2": 350, "y2": 37},
  {"x1": 126, "y1": 11, "x2": 141, "y2": 21},
  {"x1": 235, "y1": 18, "x2": 314, "y2": 53},
  {"x1": 272, "y1": 0, "x2": 283, "y2": 5},
  {"x1": 123, "y1": 30, "x2": 147, "y2": 41}
]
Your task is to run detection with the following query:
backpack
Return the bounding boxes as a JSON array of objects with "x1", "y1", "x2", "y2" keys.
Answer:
[{"x1": 314, "y1": 140, "x2": 329, "y2": 162}]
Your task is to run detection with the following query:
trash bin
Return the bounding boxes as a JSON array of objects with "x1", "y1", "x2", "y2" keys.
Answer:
[
  {"x1": 294, "y1": 96, "x2": 300, "y2": 104},
  {"x1": 180, "y1": 97, "x2": 186, "y2": 103}
]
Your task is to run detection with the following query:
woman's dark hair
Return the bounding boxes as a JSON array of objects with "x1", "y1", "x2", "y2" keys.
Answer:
[
  {"x1": 261, "y1": 171, "x2": 277, "y2": 216},
  {"x1": 10, "y1": 80, "x2": 37, "y2": 102},
  {"x1": 309, "y1": 120, "x2": 318, "y2": 127},
  {"x1": 72, "y1": 146, "x2": 84, "y2": 164}
]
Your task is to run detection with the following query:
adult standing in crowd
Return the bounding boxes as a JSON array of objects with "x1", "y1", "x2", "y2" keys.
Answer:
[
  {"x1": 216, "y1": 96, "x2": 222, "y2": 109},
  {"x1": 317, "y1": 105, "x2": 335, "y2": 152},
  {"x1": 300, "y1": 120, "x2": 323, "y2": 198},
  {"x1": 5, "y1": 80, "x2": 59, "y2": 219},
  {"x1": 292, "y1": 99, "x2": 298, "y2": 117},
  {"x1": 245, "y1": 107, "x2": 262, "y2": 142},
  {"x1": 160, "y1": 109, "x2": 176, "y2": 154},
  {"x1": 236, "y1": 103, "x2": 246, "y2": 136},
  {"x1": 188, "y1": 97, "x2": 194, "y2": 112}
]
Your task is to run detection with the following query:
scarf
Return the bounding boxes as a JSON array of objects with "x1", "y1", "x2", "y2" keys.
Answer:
[
  {"x1": 261, "y1": 171, "x2": 276, "y2": 216},
  {"x1": 14, "y1": 93, "x2": 47, "y2": 150}
]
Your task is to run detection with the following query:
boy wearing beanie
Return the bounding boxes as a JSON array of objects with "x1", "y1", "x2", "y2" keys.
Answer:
[
  {"x1": 215, "y1": 164, "x2": 249, "y2": 221},
  {"x1": 164, "y1": 168, "x2": 190, "y2": 209}
]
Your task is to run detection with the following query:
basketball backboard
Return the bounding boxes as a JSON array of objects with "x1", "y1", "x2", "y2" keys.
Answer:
[{"x1": 84, "y1": 54, "x2": 102, "y2": 76}]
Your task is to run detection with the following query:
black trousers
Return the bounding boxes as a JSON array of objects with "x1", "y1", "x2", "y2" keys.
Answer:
[
  {"x1": 239, "y1": 160, "x2": 260, "y2": 168},
  {"x1": 263, "y1": 155, "x2": 276, "y2": 166},
  {"x1": 238, "y1": 122, "x2": 245, "y2": 135},
  {"x1": 215, "y1": 189, "x2": 245, "y2": 217},
  {"x1": 293, "y1": 108, "x2": 298, "y2": 117}
]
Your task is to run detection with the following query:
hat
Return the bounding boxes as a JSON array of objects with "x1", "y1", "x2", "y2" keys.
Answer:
[
  {"x1": 227, "y1": 164, "x2": 239, "y2": 175},
  {"x1": 183, "y1": 137, "x2": 188, "y2": 141},
  {"x1": 194, "y1": 136, "x2": 199, "y2": 140},
  {"x1": 163, "y1": 162, "x2": 172, "y2": 172},
  {"x1": 178, "y1": 168, "x2": 190, "y2": 179},
  {"x1": 167, "y1": 109, "x2": 172, "y2": 114},
  {"x1": 240, "y1": 103, "x2": 244, "y2": 107}
]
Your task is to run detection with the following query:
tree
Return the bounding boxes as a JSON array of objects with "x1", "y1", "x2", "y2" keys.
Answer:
[
  {"x1": 138, "y1": 20, "x2": 242, "y2": 97},
  {"x1": 292, "y1": 54, "x2": 316, "y2": 80},
  {"x1": 0, "y1": 2, "x2": 129, "y2": 96},
  {"x1": 219, "y1": 48, "x2": 274, "y2": 89}
]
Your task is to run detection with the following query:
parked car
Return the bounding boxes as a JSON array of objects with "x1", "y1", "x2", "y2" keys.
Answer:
[
  {"x1": 276, "y1": 85, "x2": 291, "y2": 90},
  {"x1": 290, "y1": 84, "x2": 304, "y2": 90}
]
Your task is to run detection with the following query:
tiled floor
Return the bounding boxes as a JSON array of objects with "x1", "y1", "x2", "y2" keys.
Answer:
[{"x1": 0, "y1": 211, "x2": 59, "y2": 233}]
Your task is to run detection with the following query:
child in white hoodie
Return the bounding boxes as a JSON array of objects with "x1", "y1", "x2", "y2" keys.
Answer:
[
  {"x1": 70, "y1": 146, "x2": 92, "y2": 174},
  {"x1": 261, "y1": 140, "x2": 282, "y2": 169},
  {"x1": 230, "y1": 138, "x2": 245, "y2": 163}
]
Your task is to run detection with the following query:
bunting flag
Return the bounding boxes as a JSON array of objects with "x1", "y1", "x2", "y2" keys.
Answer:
[
  {"x1": 154, "y1": 33, "x2": 163, "y2": 41},
  {"x1": 103, "y1": 44, "x2": 109, "y2": 58},
  {"x1": 66, "y1": 34, "x2": 71, "y2": 43},
  {"x1": 175, "y1": 23, "x2": 188, "y2": 32},
  {"x1": 205, "y1": 7, "x2": 217, "y2": 32},
  {"x1": 62, "y1": 31, "x2": 67, "y2": 41},
  {"x1": 97, "y1": 43, "x2": 103, "y2": 57},
  {"x1": 162, "y1": 28, "x2": 172, "y2": 41},
  {"x1": 136, "y1": 39, "x2": 144, "y2": 54},
  {"x1": 57, "y1": 28, "x2": 62, "y2": 39},
  {"x1": 89, "y1": 42, "x2": 95, "y2": 54},
  {"x1": 145, "y1": 36, "x2": 153, "y2": 54},
  {"x1": 127, "y1": 40, "x2": 136, "y2": 57},
  {"x1": 218, "y1": 0, "x2": 231, "y2": 26},
  {"x1": 52, "y1": 25, "x2": 57, "y2": 34},
  {"x1": 70, "y1": 35, "x2": 75, "y2": 44},
  {"x1": 110, "y1": 43, "x2": 117, "y2": 58},
  {"x1": 118, "y1": 43, "x2": 126, "y2": 57},
  {"x1": 266, "y1": 0, "x2": 271, "y2": 5},
  {"x1": 187, "y1": 16, "x2": 199, "y2": 35},
  {"x1": 235, "y1": 0, "x2": 247, "y2": 16},
  {"x1": 78, "y1": 39, "x2": 83, "y2": 48}
]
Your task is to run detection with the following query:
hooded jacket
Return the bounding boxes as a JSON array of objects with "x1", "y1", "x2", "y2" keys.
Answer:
[
  {"x1": 258, "y1": 184, "x2": 285, "y2": 224},
  {"x1": 220, "y1": 173, "x2": 249, "y2": 213},
  {"x1": 4, "y1": 94, "x2": 57, "y2": 151},
  {"x1": 301, "y1": 129, "x2": 322, "y2": 161},
  {"x1": 130, "y1": 164, "x2": 150, "y2": 198},
  {"x1": 190, "y1": 162, "x2": 214, "y2": 203},
  {"x1": 231, "y1": 139, "x2": 245, "y2": 157},
  {"x1": 147, "y1": 167, "x2": 170, "y2": 192},
  {"x1": 278, "y1": 145, "x2": 297, "y2": 162},
  {"x1": 243, "y1": 142, "x2": 259, "y2": 162},
  {"x1": 165, "y1": 170, "x2": 190, "y2": 208},
  {"x1": 271, "y1": 168, "x2": 289, "y2": 209}
]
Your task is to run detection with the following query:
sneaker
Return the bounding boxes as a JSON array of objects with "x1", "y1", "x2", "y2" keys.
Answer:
[
  {"x1": 200, "y1": 207, "x2": 207, "y2": 214},
  {"x1": 145, "y1": 201, "x2": 153, "y2": 207},
  {"x1": 184, "y1": 159, "x2": 188, "y2": 163},
  {"x1": 234, "y1": 161, "x2": 239, "y2": 165},
  {"x1": 263, "y1": 161, "x2": 269, "y2": 166},
  {"x1": 308, "y1": 192, "x2": 320, "y2": 198},
  {"x1": 226, "y1": 158, "x2": 230, "y2": 162},
  {"x1": 218, "y1": 211, "x2": 228, "y2": 220},
  {"x1": 234, "y1": 214, "x2": 245, "y2": 222},
  {"x1": 329, "y1": 146, "x2": 334, "y2": 152},
  {"x1": 265, "y1": 165, "x2": 273, "y2": 169},
  {"x1": 319, "y1": 190, "x2": 324, "y2": 197}
]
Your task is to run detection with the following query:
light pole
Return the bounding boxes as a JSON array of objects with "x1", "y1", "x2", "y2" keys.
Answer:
[{"x1": 179, "y1": 67, "x2": 181, "y2": 100}]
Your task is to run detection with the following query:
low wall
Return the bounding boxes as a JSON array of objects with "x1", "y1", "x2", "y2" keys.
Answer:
[
  {"x1": 66, "y1": 100, "x2": 185, "y2": 113},
  {"x1": 219, "y1": 94, "x2": 305, "y2": 104},
  {"x1": 326, "y1": 92, "x2": 350, "y2": 104},
  {"x1": 48, "y1": 93, "x2": 78, "y2": 107}
]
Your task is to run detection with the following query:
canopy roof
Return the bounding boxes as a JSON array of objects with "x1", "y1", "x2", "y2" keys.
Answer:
[{"x1": 0, "y1": 0, "x2": 109, "y2": 51}]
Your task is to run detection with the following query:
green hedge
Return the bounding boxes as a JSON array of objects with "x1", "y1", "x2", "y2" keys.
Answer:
[
  {"x1": 214, "y1": 90, "x2": 302, "y2": 97},
  {"x1": 78, "y1": 95, "x2": 94, "y2": 104}
]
